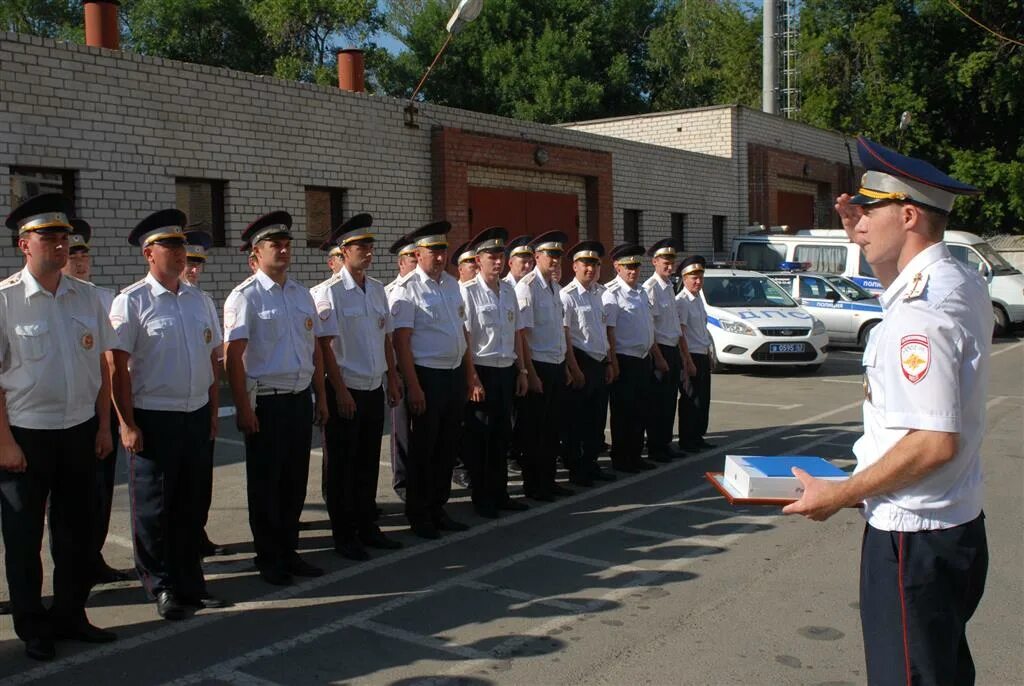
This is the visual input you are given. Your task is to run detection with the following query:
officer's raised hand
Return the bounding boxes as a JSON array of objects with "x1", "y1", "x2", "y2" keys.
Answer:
[
  {"x1": 0, "y1": 439, "x2": 27, "y2": 472},
  {"x1": 834, "y1": 194, "x2": 863, "y2": 243}
]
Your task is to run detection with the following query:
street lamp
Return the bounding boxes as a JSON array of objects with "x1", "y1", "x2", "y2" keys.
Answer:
[{"x1": 404, "y1": 0, "x2": 485, "y2": 128}]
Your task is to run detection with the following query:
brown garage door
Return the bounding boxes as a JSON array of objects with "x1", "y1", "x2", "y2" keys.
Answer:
[
  {"x1": 776, "y1": 191, "x2": 814, "y2": 230},
  {"x1": 469, "y1": 187, "x2": 579, "y2": 246}
]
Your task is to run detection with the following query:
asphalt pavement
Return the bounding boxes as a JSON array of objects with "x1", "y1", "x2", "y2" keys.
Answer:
[{"x1": 1, "y1": 339, "x2": 1021, "y2": 685}]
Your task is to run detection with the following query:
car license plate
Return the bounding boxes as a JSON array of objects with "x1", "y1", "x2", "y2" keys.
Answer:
[{"x1": 769, "y1": 343, "x2": 806, "y2": 354}]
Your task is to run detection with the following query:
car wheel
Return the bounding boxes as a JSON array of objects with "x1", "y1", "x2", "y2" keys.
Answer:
[
  {"x1": 993, "y1": 304, "x2": 1009, "y2": 338},
  {"x1": 709, "y1": 343, "x2": 724, "y2": 373},
  {"x1": 858, "y1": 320, "x2": 879, "y2": 348}
]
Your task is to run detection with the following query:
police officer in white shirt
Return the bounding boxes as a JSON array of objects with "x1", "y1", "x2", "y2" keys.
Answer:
[
  {"x1": 180, "y1": 229, "x2": 230, "y2": 559},
  {"x1": 561, "y1": 241, "x2": 616, "y2": 486},
  {"x1": 61, "y1": 218, "x2": 135, "y2": 586},
  {"x1": 642, "y1": 238, "x2": 689, "y2": 463},
  {"x1": 515, "y1": 231, "x2": 574, "y2": 501},
  {"x1": 453, "y1": 241, "x2": 479, "y2": 284},
  {"x1": 385, "y1": 236, "x2": 418, "y2": 501},
  {"x1": 314, "y1": 214, "x2": 403, "y2": 560},
  {"x1": 675, "y1": 255, "x2": 713, "y2": 452},
  {"x1": 460, "y1": 227, "x2": 530, "y2": 518},
  {"x1": 108, "y1": 210, "x2": 227, "y2": 620},
  {"x1": 224, "y1": 211, "x2": 330, "y2": 586},
  {"x1": 503, "y1": 235, "x2": 534, "y2": 286},
  {"x1": 784, "y1": 137, "x2": 990, "y2": 685},
  {"x1": 389, "y1": 221, "x2": 483, "y2": 539},
  {"x1": 0, "y1": 193, "x2": 118, "y2": 660},
  {"x1": 603, "y1": 243, "x2": 666, "y2": 473}
]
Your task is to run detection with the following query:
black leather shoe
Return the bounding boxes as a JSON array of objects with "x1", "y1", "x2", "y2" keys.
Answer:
[
  {"x1": 258, "y1": 567, "x2": 293, "y2": 586},
  {"x1": 635, "y1": 459, "x2": 658, "y2": 471},
  {"x1": 181, "y1": 594, "x2": 232, "y2": 609},
  {"x1": 649, "y1": 452, "x2": 673, "y2": 464},
  {"x1": 666, "y1": 445, "x2": 686, "y2": 459},
  {"x1": 612, "y1": 462, "x2": 641, "y2": 473},
  {"x1": 568, "y1": 473, "x2": 594, "y2": 487},
  {"x1": 474, "y1": 505, "x2": 500, "y2": 519},
  {"x1": 287, "y1": 555, "x2": 324, "y2": 578},
  {"x1": 360, "y1": 529, "x2": 403, "y2": 550},
  {"x1": 411, "y1": 522, "x2": 441, "y2": 539},
  {"x1": 25, "y1": 637, "x2": 55, "y2": 661},
  {"x1": 436, "y1": 514, "x2": 470, "y2": 532},
  {"x1": 524, "y1": 489, "x2": 555, "y2": 502},
  {"x1": 201, "y1": 538, "x2": 230, "y2": 557},
  {"x1": 590, "y1": 468, "x2": 617, "y2": 482},
  {"x1": 550, "y1": 484, "x2": 575, "y2": 497},
  {"x1": 698, "y1": 440, "x2": 718, "y2": 450},
  {"x1": 335, "y1": 539, "x2": 370, "y2": 561},
  {"x1": 54, "y1": 620, "x2": 117, "y2": 643},
  {"x1": 498, "y1": 498, "x2": 529, "y2": 511},
  {"x1": 0, "y1": 600, "x2": 11, "y2": 615},
  {"x1": 93, "y1": 564, "x2": 136, "y2": 585},
  {"x1": 156, "y1": 590, "x2": 187, "y2": 621}
]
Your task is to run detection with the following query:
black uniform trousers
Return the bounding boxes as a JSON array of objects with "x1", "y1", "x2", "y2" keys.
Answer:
[
  {"x1": 0, "y1": 417, "x2": 98, "y2": 641},
  {"x1": 564, "y1": 349, "x2": 608, "y2": 479},
  {"x1": 518, "y1": 360, "x2": 565, "y2": 496},
  {"x1": 678, "y1": 352, "x2": 712, "y2": 448},
  {"x1": 244, "y1": 389, "x2": 313, "y2": 574},
  {"x1": 199, "y1": 438, "x2": 215, "y2": 542},
  {"x1": 404, "y1": 364, "x2": 466, "y2": 527},
  {"x1": 322, "y1": 382, "x2": 385, "y2": 542},
  {"x1": 390, "y1": 394, "x2": 409, "y2": 495},
  {"x1": 647, "y1": 344, "x2": 681, "y2": 458},
  {"x1": 462, "y1": 364, "x2": 516, "y2": 511},
  {"x1": 609, "y1": 353, "x2": 652, "y2": 468},
  {"x1": 91, "y1": 408, "x2": 120, "y2": 575},
  {"x1": 860, "y1": 515, "x2": 988, "y2": 686},
  {"x1": 130, "y1": 405, "x2": 211, "y2": 601}
]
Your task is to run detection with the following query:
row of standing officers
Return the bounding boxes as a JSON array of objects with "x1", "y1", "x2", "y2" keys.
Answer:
[{"x1": 0, "y1": 192, "x2": 715, "y2": 662}]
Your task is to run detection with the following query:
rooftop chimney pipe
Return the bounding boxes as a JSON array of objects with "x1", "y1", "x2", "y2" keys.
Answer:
[
  {"x1": 337, "y1": 49, "x2": 366, "y2": 93},
  {"x1": 762, "y1": 0, "x2": 778, "y2": 114},
  {"x1": 83, "y1": 0, "x2": 120, "y2": 51}
]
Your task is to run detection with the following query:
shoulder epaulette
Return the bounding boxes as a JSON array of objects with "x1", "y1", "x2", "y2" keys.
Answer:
[
  {"x1": 120, "y1": 278, "x2": 147, "y2": 295},
  {"x1": 519, "y1": 271, "x2": 537, "y2": 286},
  {"x1": 605, "y1": 280, "x2": 622, "y2": 292},
  {"x1": 233, "y1": 274, "x2": 258, "y2": 292},
  {"x1": 0, "y1": 272, "x2": 23, "y2": 289}
]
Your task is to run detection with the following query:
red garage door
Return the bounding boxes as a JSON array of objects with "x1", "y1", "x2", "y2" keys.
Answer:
[
  {"x1": 777, "y1": 191, "x2": 815, "y2": 230},
  {"x1": 469, "y1": 187, "x2": 579, "y2": 246}
]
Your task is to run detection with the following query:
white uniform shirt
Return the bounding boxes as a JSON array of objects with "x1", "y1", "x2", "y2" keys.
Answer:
[
  {"x1": 315, "y1": 267, "x2": 392, "y2": 391},
  {"x1": 0, "y1": 269, "x2": 117, "y2": 430},
  {"x1": 602, "y1": 276, "x2": 654, "y2": 359},
  {"x1": 109, "y1": 274, "x2": 221, "y2": 412},
  {"x1": 502, "y1": 273, "x2": 518, "y2": 287},
  {"x1": 644, "y1": 273, "x2": 682, "y2": 347},
  {"x1": 96, "y1": 285, "x2": 115, "y2": 314},
  {"x1": 677, "y1": 287, "x2": 711, "y2": 354},
  {"x1": 223, "y1": 269, "x2": 325, "y2": 392},
  {"x1": 389, "y1": 266, "x2": 467, "y2": 370},
  {"x1": 560, "y1": 278, "x2": 608, "y2": 362},
  {"x1": 461, "y1": 273, "x2": 522, "y2": 368},
  {"x1": 515, "y1": 267, "x2": 566, "y2": 365},
  {"x1": 853, "y1": 242, "x2": 991, "y2": 532}
]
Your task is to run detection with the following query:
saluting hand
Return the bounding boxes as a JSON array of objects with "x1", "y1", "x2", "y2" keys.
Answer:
[
  {"x1": 95, "y1": 427, "x2": 113, "y2": 459},
  {"x1": 834, "y1": 194, "x2": 863, "y2": 243},
  {"x1": 121, "y1": 424, "x2": 144, "y2": 454},
  {"x1": 0, "y1": 441, "x2": 27, "y2": 473}
]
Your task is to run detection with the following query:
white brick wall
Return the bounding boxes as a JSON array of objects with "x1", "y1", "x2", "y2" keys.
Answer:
[{"x1": 0, "y1": 32, "x2": 735, "y2": 309}]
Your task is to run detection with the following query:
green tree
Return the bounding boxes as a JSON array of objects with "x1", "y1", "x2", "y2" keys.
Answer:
[
  {"x1": 248, "y1": 0, "x2": 382, "y2": 85},
  {"x1": 379, "y1": 0, "x2": 663, "y2": 123},
  {"x1": 1, "y1": 0, "x2": 81, "y2": 40},
  {"x1": 121, "y1": 0, "x2": 277, "y2": 74},
  {"x1": 646, "y1": 0, "x2": 763, "y2": 111}
]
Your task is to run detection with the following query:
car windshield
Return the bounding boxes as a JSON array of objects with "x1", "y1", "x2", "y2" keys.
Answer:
[
  {"x1": 703, "y1": 275, "x2": 799, "y2": 308},
  {"x1": 975, "y1": 243, "x2": 1020, "y2": 275},
  {"x1": 824, "y1": 275, "x2": 875, "y2": 301}
]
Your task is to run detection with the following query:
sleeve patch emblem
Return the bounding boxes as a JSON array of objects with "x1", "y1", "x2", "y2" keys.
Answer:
[{"x1": 900, "y1": 334, "x2": 930, "y2": 384}]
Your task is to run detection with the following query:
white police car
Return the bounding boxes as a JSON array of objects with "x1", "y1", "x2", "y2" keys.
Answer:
[
  {"x1": 765, "y1": 263, "x2": 883, "y2": 348},
  {"x1": 696, "y1": 267, "x2": 830, "y2": 372}
]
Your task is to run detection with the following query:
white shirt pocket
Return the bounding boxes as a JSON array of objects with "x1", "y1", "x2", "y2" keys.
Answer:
[{"x1": 15, "y1": 321, "x2": 49, "y2": 361}]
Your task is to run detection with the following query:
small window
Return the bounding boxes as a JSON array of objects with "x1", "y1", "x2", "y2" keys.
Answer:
[
  {"x1": 794, "y1": 244, "x2": 846, "y2": 273},
  {"x1": 736, "y1": 242, "x2": 785, "y2": 271},
  {"x1": 671, "y1": 212, "x2": 686, "y2": 247},
  {"x1": 9, "y1": 166, "x2": 76, "y2": 246},
  {"x1": 305, "y1": 187, "x2": 345, "y2": 248},
  {"x1": 176, "y1": 178, "x2": 226, "y2": 247},
  {"x1": 623, "y1": 209, "x2": 641, "y2": 244},
  {"x1": 712, "y1": 215, "x2": 726, "y2": 254}
]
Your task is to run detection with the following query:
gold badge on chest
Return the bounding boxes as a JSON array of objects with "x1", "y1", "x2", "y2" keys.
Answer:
[
  {"x1": 203, "y1": 327, "x2": 212, "y2": 344},
  {"x1": 305, "y1": 316, "x2": 314, "y2": 331},
  {"x1": 81, "y1": 332, "x2": 94, "y2": 350}
]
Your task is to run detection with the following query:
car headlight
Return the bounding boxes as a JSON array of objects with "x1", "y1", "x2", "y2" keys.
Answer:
[
  {"x1": 720, "y1": 319, "x2": 756, "y2": 336},
  {"x1": 812, "y1": 319, "x2": 826, "y2": 335}
]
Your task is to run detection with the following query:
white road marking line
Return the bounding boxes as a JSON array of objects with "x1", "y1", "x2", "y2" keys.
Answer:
[
  {"x1": 991, "y1": 340, "x2": 1024, "y2": 357},
  {"x1": 541, "y1": 550, "x2": 648, "y2": 574},
  {"x1": 2, "y1": 398, "x2": 864, "y2": 686},
  {"x1": 216, "y1": 437, "x2": 245, "y2": 447},
  {"x1": 712, "y1": 399, "x2": 802, "y2": 410},
  {"x1": 352, "y1": 619, "x2": 490, "y2": 660},
  {"x1": 987, "y1": 396, "x2": 1009, "y2": 409},
  {"x1": 821, "y1": 379, "x2": 862, "y2": 384},
  {"x1": 458, "y1": 580, "x2": 589, "y2": 614}
]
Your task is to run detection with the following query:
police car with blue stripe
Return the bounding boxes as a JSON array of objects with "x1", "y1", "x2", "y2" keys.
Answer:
[
  {"x1": 765, "y1": 262, "x2": 883, "y2": 348},
  {"x1": 695, "y1": 265, "x2": 830, "y2": 372}
]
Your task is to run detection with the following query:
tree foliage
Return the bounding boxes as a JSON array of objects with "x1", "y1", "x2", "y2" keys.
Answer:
[{"x1": 1, "y1": 0, "x2": 81, "y2": 40}]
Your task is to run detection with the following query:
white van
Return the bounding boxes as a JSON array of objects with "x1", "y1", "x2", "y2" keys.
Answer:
[{"x1": 731, "y1": 228, "x2": 1024, "y2": 335}]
